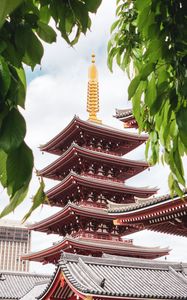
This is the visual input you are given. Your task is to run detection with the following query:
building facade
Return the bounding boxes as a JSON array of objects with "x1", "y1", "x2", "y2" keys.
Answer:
[{"x1": 0, "y1": 219, "x2": 31, "y2": 272}]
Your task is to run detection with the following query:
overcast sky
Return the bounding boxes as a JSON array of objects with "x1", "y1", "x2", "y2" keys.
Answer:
[{"x1": 0, "y1": 0, "x2": 187, "y2": 274}]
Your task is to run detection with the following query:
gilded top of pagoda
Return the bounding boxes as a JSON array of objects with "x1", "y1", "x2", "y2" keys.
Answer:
[{"x1": 87, "y1": 53, "x2": 102, "y2": 124}]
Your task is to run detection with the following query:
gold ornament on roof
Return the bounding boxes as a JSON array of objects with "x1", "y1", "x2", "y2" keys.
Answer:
[{"x1": 87, "y1": 53, "x2": 102, "y2": 124}]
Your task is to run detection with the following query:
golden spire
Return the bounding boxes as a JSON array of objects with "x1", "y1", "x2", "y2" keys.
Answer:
[{"x1": 87, "y1": 53, "x2": 102, "y2": 124}]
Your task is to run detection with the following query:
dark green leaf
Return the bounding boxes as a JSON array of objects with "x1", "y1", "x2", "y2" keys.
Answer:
[
  {"x1": 24, "y1": 29, "x2": 44, "y2": 68},
  {"x1": 176, "y1": 107, "x2": 187, "y2": 148},
  {"x1": 141, "y1": 63, "x2": 154, "y2": 80},
  {"x1": 173, "y1": 147, "x2": 185, "y2": 186},
  {"x1": 0, "y1": 41, "x2": 7, "y2": 53},
  {"x1": 0, "y1": 55, "x2": 11, "y2": 97},
  {"x1": 0, "y1": 0, "x2": 23, "y2": 28},
  {"x1": 39, "y1": 5, "x2": 50, "y2": 23},
  {"x1": 0, "y1": 150, "x2": 7, "y2": 187},
  {"x1": 0, "y1": 108, "x2": 26, "y2": 152},
  {"x1": 37, "y1": 21, "x2": 57, "y2": 43},
  {"x1": 15, "y1": 25, "x2": 44, "y2": 68},
  {"x1": 7, "y1": 142, "x2": 33, "y2": 194},
  {"x1": 85, "y1": 0, "x2": 102, "y2": 13}
]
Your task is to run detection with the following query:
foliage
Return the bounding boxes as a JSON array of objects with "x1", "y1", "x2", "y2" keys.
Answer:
[
  {"x1": 0, "y1": 0, "x2": 102, "y2": 219},
  {"x1": 108, "y1": 0, "x2": 187, "y2": 196}
]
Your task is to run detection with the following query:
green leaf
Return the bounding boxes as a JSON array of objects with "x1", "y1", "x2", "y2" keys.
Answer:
[
  {"x1": 173, "y1": 180, "x2": 184, "y2": 198},
  {"x1": 71, "y1": 1, "x2": 89, "y2": 34},
  {"x1": 110, "y1": 19, "x2": 120, "y2": 33},
  {"x1": 173, "y1": 147, "x2": 185, "y2": 186},
  {"x1": 7, "y1": 142, "x2": 33, "y2": 194},
  {"x1": 141, "y1": 63, "x2": 154, "y2": 80},
  {"x1": 145, "y1": 139, "x2": 150, "y2": 160},
  {"x1": 0, "y1": 0, "x2": 23, "y2": 28},
  {"x1": 0, "y1": 150, "x2": 7, "y2": 187},
  {"x1": 137, "y1": 6, "x2": 150, "y2": 32},
  {"x1": 39, "y1": 5, "x2": 50, "y2": 23},
  {"x1": 15, "y1": 67, "x2": 26, "y2": 108},
  {"x1": 0, "y1": 182, "x2": 29, "y2": 218},
  {"x1": 85, "y1": 0, "x2": 102, "y2": 13},
  {"x1": 23, "y1": 178, "x2": 47, "y2": 222},
  {"x1": 176, "y1": 107, "x2": 187, "y2": 148},
  {"x1": 0, "y1": 41, "x2": 7, "y2": 53},
  {"x1": 136, "y1": 0, "x2": 151, "y2": 10},
  {"x1": 145, "y1": 38, "x2": 162, "y2": 62},
  {"x1": 168, "y1": 172, "x2": 174, "y2": 194},
  {"x1": 24, "y1": 30, "x2": 44, "y2": 68},
  {"x1": 144, "y1": 73, "x2": 157, "y2": 110},
  {"x1": 128, "y1": 75, "x2": 141, "y2": 99},
  {"x1": 0, "y1": 55, "x2": 11, "y2": 98},
  {"x1": 0, "y1": 108, "x2": 26, "y2": 152},
  {"x1": 15, "y1": 25, "x2": 44, "y2": 69},
  {"x1": 37, "y1": 21, "x2": 57, "y2": 44}
]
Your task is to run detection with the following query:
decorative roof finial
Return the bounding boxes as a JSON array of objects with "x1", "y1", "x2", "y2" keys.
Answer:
[{"x1": 87, "y1": 53, "x2": 102, "y2": 124}]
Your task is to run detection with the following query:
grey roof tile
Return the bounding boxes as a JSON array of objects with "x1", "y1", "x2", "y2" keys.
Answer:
[
  {"x1": 20, "y1": 282, "x2": 48, "y2": 300},
  {"x1": 57, "y1": 253, "x2": 187, "y2": 299},
  {"x1": 0, "y1": 271, "x2": 50, "y2": 299}
]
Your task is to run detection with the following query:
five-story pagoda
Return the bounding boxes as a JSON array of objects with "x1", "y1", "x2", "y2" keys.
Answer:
[{"x1": 22, "y1": 54, "x2": 169, "y2": 265}]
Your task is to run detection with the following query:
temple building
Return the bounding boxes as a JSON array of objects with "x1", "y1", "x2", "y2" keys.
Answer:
[
  {"x1": 109, "y1": 192, "x2": 187, "y2": 237},
  {"x1": 37, "y1": 253, "x2": 187, "y2": 300},
  {"x1": 110, "y1": 109, "x2": 187, "y2": 237},
  {"x1": 13, "y1": 54, "x2": 187, "y2": 300},
  {"x1": 22, "y1": 54, "x2": 169, "y2": 265}
]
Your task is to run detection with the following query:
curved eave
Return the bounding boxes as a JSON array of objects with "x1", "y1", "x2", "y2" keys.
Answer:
[
  {"x1": 46, "y1": 172, "x2": 158, "y2": 200},
  {"x1": 38, "y1": 143, "x2": 149, "y2": 178},
  {"x1": 40, "y1": 116, "x2": 148, "y2": 154},
  {"x1": 22, "y1": 237, "x2": 170, "y2": 263},
  {"x1": 112, "y1": 197, "x2": 187, "y2": 225},
  {"x1": 29, "y1": 203, "x2": 112, "y2": 232}
]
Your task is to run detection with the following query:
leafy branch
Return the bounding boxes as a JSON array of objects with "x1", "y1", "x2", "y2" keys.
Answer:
[
  {"x1": 0, "y1": 0, "x2": 102, "y2": 219},
  {"x1": 108, "y1": 0, "x2": 187, "y2": 196}
]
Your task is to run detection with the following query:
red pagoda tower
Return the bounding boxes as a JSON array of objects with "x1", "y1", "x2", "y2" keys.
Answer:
[{"x1": 22, "y1": 54, "x2": 169, "y2": 265}]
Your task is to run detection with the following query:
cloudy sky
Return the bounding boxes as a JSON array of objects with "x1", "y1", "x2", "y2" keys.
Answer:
[{"x1": 0, "y1": 0, "x2": 187, "y2": 273}]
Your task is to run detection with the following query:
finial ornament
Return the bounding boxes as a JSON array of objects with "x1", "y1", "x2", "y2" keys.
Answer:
[{"x1": 87, "y1": 53, "x2": 102, "y2": 124}]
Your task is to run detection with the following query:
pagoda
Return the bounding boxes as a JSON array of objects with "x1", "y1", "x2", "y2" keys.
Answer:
[{"x1": 22, "y1": 54, "x2": 169, "y2": 265}]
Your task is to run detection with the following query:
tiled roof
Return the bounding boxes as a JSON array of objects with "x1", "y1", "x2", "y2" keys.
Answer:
[
  {"x1": 22, "y1": 236, "x2": 169, "y2": 263},
  {"x1": 115, "y1": 108, "x2": 133, "y2": 118},
  {"x1": 40, "y1": 253, "x2": 187, "y2": 299},
  {"x1": 0, "y1": 271, "x2": 50, "y2": 299},
  {"x1": 20, "y1": 281, "x2": 48, "y2": 300},
  {"x1": 108, "y1": 192, "x2": 187, "y2": 214}
]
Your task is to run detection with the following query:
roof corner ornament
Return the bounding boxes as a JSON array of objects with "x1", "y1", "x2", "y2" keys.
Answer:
[{"x1": 87, "y1": 53, "x2": 102, "y2": 124}]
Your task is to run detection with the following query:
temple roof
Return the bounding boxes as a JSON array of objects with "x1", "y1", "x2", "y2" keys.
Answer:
[
  {"x1": 28, "y1": 202, "x2": 112, "y2": 233},
  {"x1": 39, "y1": 253, "x2": 187, "y2": 300},
  {"x1": 38, "y1": 143, "x2": 149, "y2": 180},
  {"x1": 108, "y1": 192, "x2": 187, "y2": 213},
  {"x1": 0, "y1": 271, "x2": 50, "y2": 299},
  {"x1": 20, "y1": 281, "x2": 48, "y2": 300},
  {"x1": 115, "y1": 108, "x2": 138, "y2": 128},
  {"x1": 22, "y1": 236, "x2": 169, "y2": 263},
  {"x1": 115, "y1": 108, "x2": 134, "y2": 119},
  {"x1": 40, "y1": 116, "x2": 147, "y2": 155},
  {"x1": 109, "y1": 193, "x2": 187, "y2": 237},
  {"x1": 46, "y1": 172, "x2": 157, "y2": 204}
]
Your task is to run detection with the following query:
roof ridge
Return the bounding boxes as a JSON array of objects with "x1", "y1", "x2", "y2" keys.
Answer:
[
  {"x1": 169, "y1": 266, "x2": 187, "y2": 284},
  {"x1": 78, "y1": 257, "x2": 104, "y2": 288}
]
